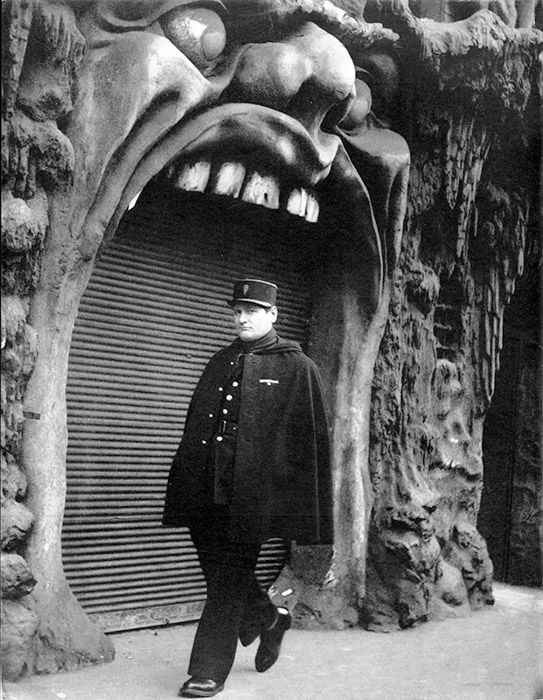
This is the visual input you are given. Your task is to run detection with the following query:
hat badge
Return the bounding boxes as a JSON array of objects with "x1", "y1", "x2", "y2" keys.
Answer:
[{"x1": 243, "y1": 284, "x2": 249, "y2": 295}]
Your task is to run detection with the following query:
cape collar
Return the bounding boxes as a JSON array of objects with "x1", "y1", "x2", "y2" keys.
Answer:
[
  {"x1": 239, "y1": 328, "x2": 278, "y2": 354},
  {"x1": 231, "y1": 329, "x2": 302, "y2": 355}
]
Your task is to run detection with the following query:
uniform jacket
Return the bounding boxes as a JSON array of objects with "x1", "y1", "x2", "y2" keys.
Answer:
[{"x1": 162, "y1": 335, "x2": 333, "y2": 544}]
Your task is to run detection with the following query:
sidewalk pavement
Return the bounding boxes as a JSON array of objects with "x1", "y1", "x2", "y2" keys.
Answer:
[{"x1": 3, "y1": 584, "x2": 542, "y2": 700}]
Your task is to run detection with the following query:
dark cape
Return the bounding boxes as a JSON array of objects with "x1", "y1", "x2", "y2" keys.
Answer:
[{"x1": 162, "y1": 334, "x2": 333, "y2": 544}]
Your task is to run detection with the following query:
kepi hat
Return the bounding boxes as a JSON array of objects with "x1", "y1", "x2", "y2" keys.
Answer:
[{"x1": 227, "y1": 279, "x2": 278, "y2": 308}]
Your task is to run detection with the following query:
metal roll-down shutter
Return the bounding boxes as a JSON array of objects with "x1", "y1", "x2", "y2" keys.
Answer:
[{"x1": 62, "y1": 190, "x2": 316, "y2": 632}]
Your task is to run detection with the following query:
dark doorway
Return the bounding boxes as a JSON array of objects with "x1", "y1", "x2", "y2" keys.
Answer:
[
  {"x1": 62, "y1": 184, "x2": 327, "y2": 631},
  {"x1": 478, "y1": 263, "x2": 541, "y2": 586}
]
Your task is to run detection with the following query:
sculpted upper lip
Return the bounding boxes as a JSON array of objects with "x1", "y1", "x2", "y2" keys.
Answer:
[
  {"x1": 99, "y1": 102, "x2": 341, "y2": 243},
  {"x1": 186, "y1": 105, "x2": 340, "y2": 181}
]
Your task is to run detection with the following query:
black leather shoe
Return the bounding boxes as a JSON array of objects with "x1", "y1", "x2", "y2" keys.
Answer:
[
  {"x1": 255, "y1": 608, "x2": 291, "y2": 673},
  {"x1": 239, "y1": 605, "x2": 277, "y2": 647},
  {"x1": 239, "y1": 621, "x2": 261, "y2": 647},
  {"x1": 178, "y1": 677, "x2": 224, "y2": 697}
]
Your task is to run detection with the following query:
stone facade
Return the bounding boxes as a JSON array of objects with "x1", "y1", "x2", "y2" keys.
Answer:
[{"x1": 1, "y1": 0, "x2": 541, "y2": 680}]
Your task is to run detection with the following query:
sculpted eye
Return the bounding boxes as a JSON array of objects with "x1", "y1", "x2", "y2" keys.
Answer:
[
  {"x1": 160, "y1": 6, "x2": 227, "y2": 70},
  {"x1": 338, "y1": 75, "x2": 372, "y2": 132}
]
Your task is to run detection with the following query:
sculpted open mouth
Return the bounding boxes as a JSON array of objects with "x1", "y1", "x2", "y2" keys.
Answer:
[
  {"x1": 85, "y1": 100, "x2": 384, "y2": 310},
  {"x1": 103, "y1": 102, "x2": 340, "y2": 230}
]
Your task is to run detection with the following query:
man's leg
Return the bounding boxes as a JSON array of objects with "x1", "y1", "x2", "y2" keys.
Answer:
[
  {"x1": 188, "y1": 515, "x2": 261, "y2": 685},
  {"x1": 238, "y1": 573, "x2": 277, "y2": 647},
  {"x1": 239, "y1": 569, "x2": 292, "y2": 674}
]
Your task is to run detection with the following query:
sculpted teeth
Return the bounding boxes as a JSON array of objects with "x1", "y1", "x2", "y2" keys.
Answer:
[
  {"x1": 305, "y1": 193, "x2": 319, "y2": 223},
  {"x1": 214, "y1": 162, "x2": 246, "y2": 197},
  {"x1": 242, "y1": 172, "x2": 280, "y2": 209},
  {"x1": 286, "y1": 188, "x2": 308, "y2": 217},
  {"x1": 174, "y1": 160, "x2": 319, "y2": 222},
  {"x1": 286, "y1": 188, "x2": 319, "y2": 222},
  {"x1": 176, "y1": 161, "x2": 211, "y2": 192},
  {"x1": 128, "y1": 191, "x2": 141, "y2": 211}
]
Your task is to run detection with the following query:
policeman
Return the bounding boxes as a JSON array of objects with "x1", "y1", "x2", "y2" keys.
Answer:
[{"x1": 163, "y1": 278, "x2": 332, "y2": 698}]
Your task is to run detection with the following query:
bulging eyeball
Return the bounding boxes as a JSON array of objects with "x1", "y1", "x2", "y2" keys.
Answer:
[
  {"x1": 338, "y1": 77, "x2": 372, "y2": 131},
  {"x1": 160, "y1": 6, "x2": 226, "y2": 70}
]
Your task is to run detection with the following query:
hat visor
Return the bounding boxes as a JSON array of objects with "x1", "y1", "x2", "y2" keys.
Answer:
[{"x1": 227, "y1": 298, "x2": 273, "y2": 309}]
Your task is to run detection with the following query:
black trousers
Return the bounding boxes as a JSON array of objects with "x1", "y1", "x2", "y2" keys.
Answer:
[{"x1": 188, "y1": 509, "x2": 278, "y2": 684}]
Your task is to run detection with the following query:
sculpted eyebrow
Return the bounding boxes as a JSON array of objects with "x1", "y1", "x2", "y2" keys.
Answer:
[{"x1": 223, "y1": 1, "x2": 396, "y2": 52}]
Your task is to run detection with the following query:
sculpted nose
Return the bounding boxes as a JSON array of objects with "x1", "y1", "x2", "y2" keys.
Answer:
[{"x1": 233, "y1": 22, "x2": 356, "y2": 141}]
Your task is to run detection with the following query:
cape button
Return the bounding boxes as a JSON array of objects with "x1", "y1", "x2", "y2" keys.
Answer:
[{"x1": 216, "y1": 436, "x2": 223, "y2": 442}]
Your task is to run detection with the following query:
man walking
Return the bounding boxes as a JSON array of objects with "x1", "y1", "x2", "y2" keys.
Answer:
[{"x1": 163, "y1": 278, "x2": 333, "y2": 698}]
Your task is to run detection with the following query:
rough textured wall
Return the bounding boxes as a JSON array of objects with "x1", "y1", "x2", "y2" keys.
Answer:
[
  {"x1": 1, "y1": 0, "x2": 115, "y2": 679},
  {"x1": 1, "y1": 0, "x2": 78, "y2": 677},
  {"x1": 362, "y1": 5, "x2": 542, "y2": 628}
]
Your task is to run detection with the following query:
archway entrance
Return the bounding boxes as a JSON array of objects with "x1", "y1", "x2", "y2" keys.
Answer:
[{"x1": 61, "y1": 184, "x2": 325, "y2": 631}]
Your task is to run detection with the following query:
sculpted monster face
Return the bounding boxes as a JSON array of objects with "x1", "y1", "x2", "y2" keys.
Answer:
[
  {"x1": 4, "y1": 1, "x2": 412, "y2": 653},
  {"x1": 70, "y1": 0, "x2": 408, "y2": 318}
]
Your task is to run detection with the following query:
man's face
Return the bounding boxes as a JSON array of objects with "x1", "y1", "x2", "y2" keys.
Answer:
[{"x1": 232, "y1": 302, "x2": 277, "y2": 342}]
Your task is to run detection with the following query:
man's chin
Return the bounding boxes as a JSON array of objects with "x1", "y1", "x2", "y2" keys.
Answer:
[{"x1": 238, "y1": 330, "x2": 268, "y2": 342}]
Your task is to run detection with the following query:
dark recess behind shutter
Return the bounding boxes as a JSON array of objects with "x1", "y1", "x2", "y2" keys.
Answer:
[{"x1": 62, "y1": 191, "x2": 317, "y2": 632}]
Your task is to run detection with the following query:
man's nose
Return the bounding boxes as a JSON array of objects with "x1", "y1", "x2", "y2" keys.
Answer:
[{"x1": 232, "y1": 22, "x2": 356, "y2": 139}]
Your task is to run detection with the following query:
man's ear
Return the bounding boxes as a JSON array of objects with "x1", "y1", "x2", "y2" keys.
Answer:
[{"x1": 270, "y1": 306, "x2": 278, "y2": 322}]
